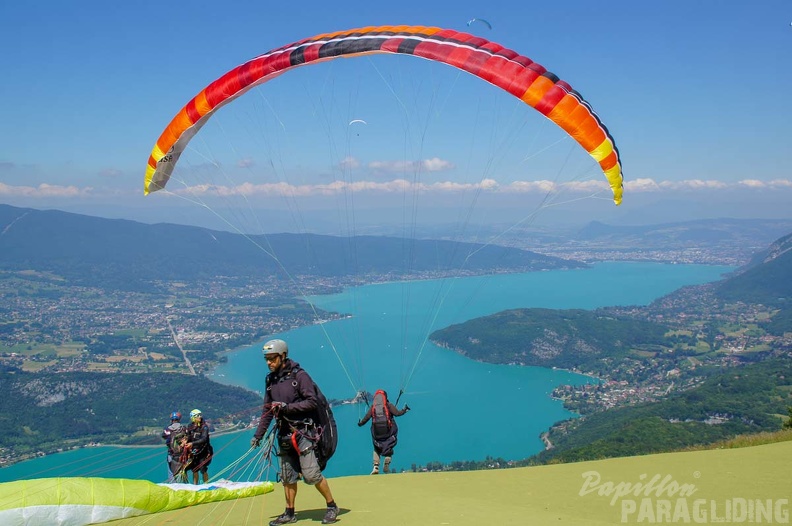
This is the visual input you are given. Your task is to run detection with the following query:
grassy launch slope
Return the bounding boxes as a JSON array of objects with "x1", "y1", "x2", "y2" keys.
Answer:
[{"x1": 112, "y1": 439, "x2": 792, "y2": 525}]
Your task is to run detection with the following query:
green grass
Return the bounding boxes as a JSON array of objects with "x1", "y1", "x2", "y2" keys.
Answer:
[
  {"x1": 114, "y1": 329, "x2": 148, "y2": 337},
  {"x1": 681, "y1": 428, "x2": 792, "y2": 451},
  {"x1": 694, "y1": 341, "x2": 711, "y2": 353},
  {"x1": 1, "y1": 342, "x2": 85, "y2": 359},
  {"x1": 4, "y1": 343, "x2": 48, "y2": 355},
  {"x1": 665, "y1": 329, "x2": 693, "y2": 337},
  {"x1": 108, "y1": 439, "x2": 792, "y2": 526}
]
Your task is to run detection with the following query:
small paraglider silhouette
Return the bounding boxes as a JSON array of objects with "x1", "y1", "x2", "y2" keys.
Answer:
[
  {"x1": 467, "y1": 18, "x2": 492, "y2": 30},
  {"x1": 349, "y1": 119, "x2": 367, "y2": 136}
]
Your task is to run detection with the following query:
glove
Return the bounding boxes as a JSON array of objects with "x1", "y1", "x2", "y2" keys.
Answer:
[
  {"x1": 357, "y1": 420, "x2": 365, "y2": 427},
  {"x1": 250, "y1": 437, "x2": 261, "y2": 449},
  {"x1": 270, "y1": 401, "x2": 288, "y2": 413},
  {"x1": 404, "y1": 404, "x2": 411, "y2": 412}
]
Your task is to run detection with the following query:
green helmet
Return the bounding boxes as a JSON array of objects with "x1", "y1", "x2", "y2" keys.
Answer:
[{"x1": 262, "y1": 339, "x2": 288, "y2": 358}]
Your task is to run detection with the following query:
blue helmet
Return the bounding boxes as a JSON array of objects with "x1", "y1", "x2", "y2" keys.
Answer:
[{"x1": 170, "y1": 411, "x2": 181, "y2": 421}]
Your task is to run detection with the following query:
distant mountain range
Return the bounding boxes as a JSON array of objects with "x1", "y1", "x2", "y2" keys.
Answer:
[
  {"x1": 573, "y1": 218, "x2": 792, "y2": 249},
  {"x1": 0, "y1": 204, "x2": 584, "y2": 291}
]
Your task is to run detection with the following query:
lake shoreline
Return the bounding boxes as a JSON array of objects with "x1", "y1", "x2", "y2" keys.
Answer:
[{"x1": 2, "y1": 263, "x2": 733, "y2": 481}]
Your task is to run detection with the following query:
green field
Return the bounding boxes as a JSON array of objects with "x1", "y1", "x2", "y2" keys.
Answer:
[
  {"x1": 110, "y1": 439, "x2": 792, "y2": 526},
  {"x1": 2, "y1": 342, "x2": 84, "y2": 356}
]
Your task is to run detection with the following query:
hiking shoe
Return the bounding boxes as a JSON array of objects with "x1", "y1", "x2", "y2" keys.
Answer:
[
  {"x1": 269, "y1": 512, "x2": 297, "y2": 525},
  {"x1": 322, "y1": 505, "x2": 339, "y2": 524}
]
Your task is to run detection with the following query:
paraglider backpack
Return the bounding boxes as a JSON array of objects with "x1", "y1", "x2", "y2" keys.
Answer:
[
  {"x1": 371, "y1": 390, "x2": 393, "y2": 439},
  {"x1": 287, "y1": 366, "x2": 338, "y2": 471},
  {"x1": 168, "y1": 425, "x2": 187, "y2": 457}
]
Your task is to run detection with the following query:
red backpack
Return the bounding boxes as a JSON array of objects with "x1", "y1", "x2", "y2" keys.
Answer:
[{"x1": 371, "y1": 390, "x2": 393, "y2": 439}]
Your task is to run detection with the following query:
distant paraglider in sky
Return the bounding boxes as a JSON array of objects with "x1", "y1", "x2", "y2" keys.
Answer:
[
  {"x1": 467, "y1": 18, "x2": 492, "y2": 30},
  {"x1": 349, "y1": 119, "x2": 368, "y2": 137},
  {"x1": 349, "y1": 119, "x2": 367, "y2": 136}
]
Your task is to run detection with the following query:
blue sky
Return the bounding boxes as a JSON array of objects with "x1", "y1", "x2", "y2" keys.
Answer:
[{"x1": 1, "y1": 0, "x2": 790, "y2": 232}]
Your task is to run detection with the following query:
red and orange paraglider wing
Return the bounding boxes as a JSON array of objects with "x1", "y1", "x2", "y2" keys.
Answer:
[{"x1": 144, "y1": 25, "x2": 623, "y2": 205}]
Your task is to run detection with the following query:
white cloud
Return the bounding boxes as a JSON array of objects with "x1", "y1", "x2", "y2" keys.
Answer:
[
  {"x1": 624, "y1": 178, "x2": 661, "y2": 192},
  {"x1": 421, "y1": 157, "x2": 455, "y2": 172},
  {"x1": 338, "y1": 156, "x2": 360, "y2": 170},
  {"x1": 0, "y1": 183, "x2": 92, "y2": 197},
  {"x1": 480, "y1": 178, "x2": 499, "y2": 191},
  {"x1": 506, "y1": 180, "x2": 558, "y2": 193},
  {"x1": 738, "y1": 179, "x2": 765, "y2": 188},
  {"x1": 4, "y1": 177, "x2": 791, "y2": 202},
  {"x1": 657, "y1": 179, "x2": 729, "y2": 190},
  {"x1": 368, "y1": 157, "x2": 455, "y2": 173},
  {"x1": 768, "y1": 179, "x2": 792, "y2": 188},
  {"x1": 173, "y1": 177, "x2": 504, "y2": 198},
  {"x1": 237, "y1": 158, "x2": 255, "y2": 168}
]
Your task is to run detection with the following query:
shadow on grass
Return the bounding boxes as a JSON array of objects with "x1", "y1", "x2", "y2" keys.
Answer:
[{"x1": 268, "y1": 506, "x2": 350, "y2": 523}]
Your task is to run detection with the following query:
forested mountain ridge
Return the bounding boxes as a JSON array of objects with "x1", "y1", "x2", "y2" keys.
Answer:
[
  {"x1": 0, "y1": 371, "x2": 263, "y2": 462},
  {"x1": 716, "y1": 231, "x2": 792, "y2": 307},
  {"x1": 0, "y1": 204, "x2": 584, "y2": 291},
  {"x1": 741, "y1": 230, "x2": 792, "y2": 269},
  {"x1": 431, "y1": 308, "x2": 669, "y2": 375},
  {"x1": 715, "y1": 231, "x2": 792, "y2": 335}
]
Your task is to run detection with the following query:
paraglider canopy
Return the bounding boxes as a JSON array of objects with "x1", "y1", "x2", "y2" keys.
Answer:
[
  {"x1": 0, "y1": 477, "x2": 274, "y2": 526},
  {"x1": 467, "y1": 18, "x2": 493, "y2": 30},
  {"x1": 144, "y1": 25, "x2": 623, "y2": 205}
]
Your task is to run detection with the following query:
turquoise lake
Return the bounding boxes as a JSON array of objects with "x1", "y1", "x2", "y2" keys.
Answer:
[{"x1": 0, "y1": 262, "x2": 733, "y2": 482}]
